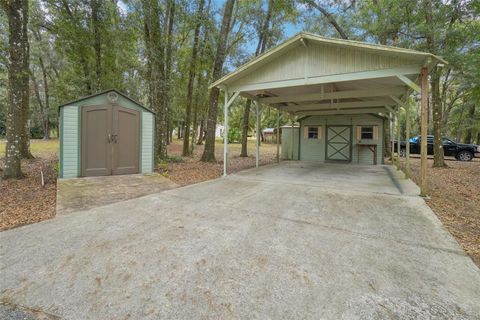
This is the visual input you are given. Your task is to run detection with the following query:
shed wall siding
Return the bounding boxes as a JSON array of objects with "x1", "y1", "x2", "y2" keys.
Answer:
[
  {"x1": 297, "y1": 114, "x2": 384, "y2": 164},
  {"x1": 141, "y1": 111, "x2": 154, "y2": 173},
  {"x1": 233, "y1": 43, "x2": 418, "y2": 87},
  {"x1": 281, "y1": 127, "x2": 299, "y2": 160},
  {"x1": 61, "y1": 105, "x2": 79, "y2": 178}
]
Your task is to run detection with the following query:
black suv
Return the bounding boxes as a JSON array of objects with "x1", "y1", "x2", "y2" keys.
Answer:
[{"x1": 396, "y1": 135, "x2": 479, "y2": 161}]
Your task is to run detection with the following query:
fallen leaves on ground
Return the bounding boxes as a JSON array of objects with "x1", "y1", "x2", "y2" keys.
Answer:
[
  {"x1": 397, "y1": 157, "x2": 480, "y2": 266},
  {"x1": 159, "y1": 140, "x2": 278, "y2": 186},
  {"x1": 0, "y1": 156, "x2": 57, "y2": 231}
]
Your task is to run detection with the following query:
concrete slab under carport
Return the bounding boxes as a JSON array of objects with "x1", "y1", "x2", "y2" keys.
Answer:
[
  {"x1": 1, "y1": 162, "x2": 479, "y2": 319},
  {"x1": 234, "y1": 160, "x2": 419, "y2": 196}
]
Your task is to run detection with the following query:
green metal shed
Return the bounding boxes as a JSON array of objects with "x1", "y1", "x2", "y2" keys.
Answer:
[{"x1": 58, "y1": 89, "x2": 155, "y2": 179}]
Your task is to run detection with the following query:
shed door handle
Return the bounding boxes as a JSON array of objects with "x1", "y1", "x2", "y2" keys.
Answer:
[{"x1": 108, "y1": 134, "x2": 112, "y2": 143}]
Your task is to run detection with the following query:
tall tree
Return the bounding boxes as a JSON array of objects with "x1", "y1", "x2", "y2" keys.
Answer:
[
  {"x1": 91, "y1": 0, "x2": 102, "y2": 91},
  {"x1": 182, "y1": 0, "x2": 205, "y2": 156},
  {"x1": 424, "y1": 0, "x2": 445, "y2": 167},
  {"x1": 240, "y1": 0, "x2": 274, "y2": 157},
  {"x1": 201, "y1": 0, "x2": 236, "y2": 162},
  {"x1": 142, "y1": 0, "x2": 168, "y2": 159},
  {"x1": 164, "y1": 0, "x2": 175, "y2": 145},
  {"x1": 2, "y1": 0, "x2": 30, "y2": 178}
]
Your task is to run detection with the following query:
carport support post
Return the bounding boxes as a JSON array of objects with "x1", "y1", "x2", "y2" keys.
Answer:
[
  {"x1": 223, "y1": 88, "x2": 229, "y2": 176},
  {"x1": 420, "y1": 67, "x2": 429, "y2": 196},
  {"x1": 396, "y1": 109, "x2": 401, "y2": 171},
  {"x1": 405, "y1": 100, "x2": 411, "y2": 179},
  {"x1": 389, "y1": 112, "x2": 394, "y2": 161},
  {"x1": 255, "y1": 100, "x2": 260, "y2": 168},
  {"x1": 276, "y1": 109, "x2": 280, "y2": 163}
]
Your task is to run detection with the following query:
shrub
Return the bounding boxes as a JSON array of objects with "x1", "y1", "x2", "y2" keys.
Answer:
[{"x1": 228, "y1": 127, "x2": 241, "y2": 143}]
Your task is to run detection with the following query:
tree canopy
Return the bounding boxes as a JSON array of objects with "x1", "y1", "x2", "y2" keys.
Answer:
[{"x1": 1, "y1": 0, "x2": 479, "y2": 175}]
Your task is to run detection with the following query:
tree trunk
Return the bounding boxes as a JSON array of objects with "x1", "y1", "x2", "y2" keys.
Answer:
[
  {"x1": 197, "y1": 120, "x2": 204, "y2": 145},
  {"x1": 240, "y1": 100, "x2": 251, "y2": 157},
  {"x1": 39, "y1": 56, "x2": 50, "y2": 139},
  {"x1": 30, "y1": 68, "x2": 48, "y2": 140},
  {"x1": 191, "y1": 86, "x2": 201, "y2": 152},
  {"x1": 431, "y1": 68, "x2": 445, "y2": 167},
  {"x1": 201, "y1": 0, "x2": 235, "y2": 162},
  {"x1": 384, "y1": 117, "x2": 391, "y2": 158},
  {"x1": 91, "y1": 0, "x2": 102, "y2": 91},
  {"x1": 164, "y1": 0, "x2": 175, "y2": 147},
  {"x1": 3, "y1": 0, "x2": 30, "y2": 178},
  {"x1": 303, "y1": 0, "x2": 348, "y2": 39},
  {"x1": 464, "y1": 103, "x2": 476, "y2": 143},
  {"x1": 17, "y1": 0, "x2": 32, "y2": 159},
  {"x1": 183, "y1": 0, "x2": 205, "y2": 156},
  {"x1": 424, "y1": 0, "x2": 445, "y2": 167},
  {"x1": 240, "y1": 0, "x2": 273, "y2": 157},
  {"x1": 143, "y1": 0, "x2": 168, "y2": 160}
]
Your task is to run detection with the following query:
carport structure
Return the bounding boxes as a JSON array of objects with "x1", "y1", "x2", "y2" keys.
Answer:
[{"x1": 210, "y1": 32, "x2": 446, "y2": 196}]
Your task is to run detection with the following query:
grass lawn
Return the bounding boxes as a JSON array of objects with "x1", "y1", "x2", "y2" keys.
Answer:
[{"x1": 0, "y1": 138, "x2": 58, "y2": 159}]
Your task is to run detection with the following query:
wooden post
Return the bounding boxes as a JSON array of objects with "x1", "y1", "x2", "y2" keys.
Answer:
[
  {"x1": 389, "y1": 112, "x2": 394, "y2": 161},
  {"x1": 255, "y1": 101, "x2": 260, "y2": 168},
  {"x1": 276, "y1": 109, "x2": 280, "y2": 163},
  {"x1": 223, "y1": 88, "x2": 228, "y2": 176},
  {"x1": 396, "y1": 109, "x2": 401, "y2": 170},
  {"x1": 291, "y1": 118, "x2": 294, "y2": 159},
  {"x1": 405, "y1": 100, "x2": 411, "y2": 179},
  {"x1": 420, "y1": 67, "x2": 429, "y2": 196}
]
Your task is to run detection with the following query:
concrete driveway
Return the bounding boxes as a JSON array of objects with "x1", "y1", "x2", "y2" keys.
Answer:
[{"x1": 1, "y1": 162, "x2": 479, "y2": 319}]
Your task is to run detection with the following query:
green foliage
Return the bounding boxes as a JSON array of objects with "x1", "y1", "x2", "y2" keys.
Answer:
[
  {"x1": 228, "y1": 127, "x2": 241, "y2": 143},
  {"x1": 166, "y1": 155, "x2": 183, "y2": 163},
  {"x1": 1, "y1": 0, "x2": 478, "y2": 149},
  {"x1": 52, "y1": 162, "x2": 59, "y2": 176}
]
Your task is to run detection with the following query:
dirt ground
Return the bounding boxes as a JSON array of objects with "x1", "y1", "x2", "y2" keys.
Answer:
[
  {"x1": 0, "y1": 140, "x2": 58, "y2": 231},
  {"x1": 1, "y1": 139, "x2": 479, "y2": 267},
  {"x1": 159, "y1": 139, "x2": 278, "y2": 186},
  {"x1": 398, "y1": 156, "x2": 480, "y2": 266}
]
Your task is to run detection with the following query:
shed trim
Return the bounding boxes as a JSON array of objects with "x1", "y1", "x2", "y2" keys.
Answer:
[{"x1": 58, "y1": 89, "x2": 155, "y2": 114}]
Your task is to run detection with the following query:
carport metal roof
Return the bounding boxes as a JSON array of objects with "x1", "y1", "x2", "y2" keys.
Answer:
[{"x1": 212, "y1": 32, "x2": 444, "y2": 196}]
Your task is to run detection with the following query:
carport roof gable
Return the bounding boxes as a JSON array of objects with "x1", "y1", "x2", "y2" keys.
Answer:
[{"x1": 210, "y1": 32, "x2": 446, "y2": 90}]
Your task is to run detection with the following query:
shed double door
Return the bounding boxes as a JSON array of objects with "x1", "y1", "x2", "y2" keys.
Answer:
[{"x1": 81, "y1": 105, "x2": 140, "y2": 177}]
